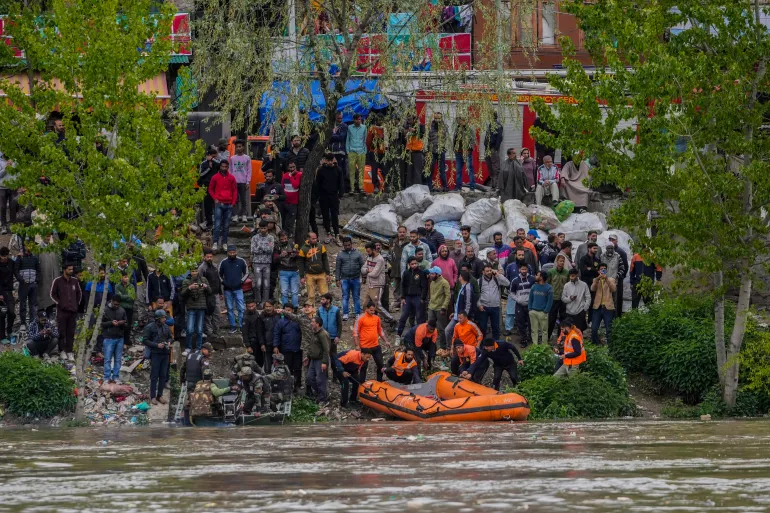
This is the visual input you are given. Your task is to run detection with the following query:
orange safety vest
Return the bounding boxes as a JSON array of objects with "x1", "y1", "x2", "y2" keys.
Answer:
[
  {"x1": 563, "y1": 329, "x2": 586, "y2": 366},
  {"x1": 392, "y1": 351, "x2": 418, "y2": 376}
]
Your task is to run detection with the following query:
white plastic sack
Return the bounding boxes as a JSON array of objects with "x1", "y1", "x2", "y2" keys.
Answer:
[
  {"x1": 536, "y1": 229, "x2": 548, "y2": 241},
  {"x1": 552, "y1": 212, "x2": 608, "y2": 241},
  {"x1": 478, "y1": 221, "x2": 507, "y2": 244},
  {"x1": 596, "y1": 229, "x2": 632, "y2": 257},
  {"x1": 433, "y1": 221, "x2": 463, "y2": 241},
  {"x1": 503, "y1": 199, "x2": 529, "y2": 241},
  {"x1": 422, "y1": 193, "x2": 465, "y2": 223},
  {"x1": 403, "y1": 212, "x2": 424, "y2": 234},
  {"x1": 461, "y1": 198, "x2": 502, "y2": 234},
  {"x1": 390, "y1": 185, "x2": 433, "y2": 217},
  {"x1": 526, "y1": 205, "x2": 561, "y2": 231},
  {"x1": 356, "y1": 204, "x2": 401, "y2": 236}
]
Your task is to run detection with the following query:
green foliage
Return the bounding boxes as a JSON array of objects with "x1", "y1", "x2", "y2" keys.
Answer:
[
  {"x1": 0, "y1": 352, "x2": 76, "y2": 418},
  {"x1": 739, "y1": 325, "x2": 770, "y2": 398},
  {"x1": 583, "y1": 343, "x2": 627, "y2": 390},
  {"x1": 287, "y1": 396, "x2": 321, "y2": 423},
  {"x1": 611, "y1": 296, "x2": 719, "y2": 403},
  {"x1": 662, "y1": 387, "x2": 769, "y2": 419},
  {"x1": 514, "y1": 372, "x2": 632, "y2": 420},
  {"x1": 519, "y1": 344, "x2": 556, "y2": 381}
]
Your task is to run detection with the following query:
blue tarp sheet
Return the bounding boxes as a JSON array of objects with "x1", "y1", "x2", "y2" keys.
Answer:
[{"x1": 259, "y1": 79, "x2": 388, "y2": 134}]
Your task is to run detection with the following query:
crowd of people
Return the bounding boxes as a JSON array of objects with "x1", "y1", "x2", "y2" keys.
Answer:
[{"x1": 1, "y1": 109, "x2": 665, "y2": 417}]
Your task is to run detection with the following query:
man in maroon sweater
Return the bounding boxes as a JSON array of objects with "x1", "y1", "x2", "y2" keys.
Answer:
[
  {"x1": 209, "y1": 160, "x2": 237, "y2": 252},
  {"x1": 50, "y1": 263, "x2": 82, "y2": 361}
]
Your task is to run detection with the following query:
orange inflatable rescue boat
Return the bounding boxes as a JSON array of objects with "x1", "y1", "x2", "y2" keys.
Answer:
[{"x1": 358, "y1": 371, "x2": 529, "y2": 422}]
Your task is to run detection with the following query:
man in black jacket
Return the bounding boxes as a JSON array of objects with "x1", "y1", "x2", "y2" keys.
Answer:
[
  {"x1": 101, "y1": 297, "x2": 127, "y2": 383},
  {"x1": 16, "y1": 243, "x2": 41, "y2": 325},
  {"x1": 242, "y1": 299, "x2": 263, "y2": 363},
  {"x1": 579, "y1": 242, "x2": 600, "y2": 322},
  {"x1": 143, "y1": 310, "x2": 173, "y2": 404},
  {"x1": 198, "y1": 249, "x2": 222, "y2": 334},
  {"x1": 146, "y1": 267, "x2": 174, "y2": 314},
  {"x1": 180, "y1": 342, "x2": 213, "y2": 390},
  {"x1": 462, "y1": 338, "x2": 523, "y2": 390},
  {"x1": 199, "y1": 147, "x2": 218, "y2": 229},
  {"x1": 484, "y1": 112, "x2": 504, "y2": 188},
  {"x1": 286, "y1": 135, "x2": 310, "y2": 171},
  {"x1": 0, "y1": 246, "x2": 21, "y2": 340},
  {"x1": 315, "y1": 153, "x2": 345, "y2": 242},
  {"x1": 257, "y1": 300, "x2": 279, "y2": 366},
  {"x1": 396, "y1": 257, "x2": 428, "y2": 340}
]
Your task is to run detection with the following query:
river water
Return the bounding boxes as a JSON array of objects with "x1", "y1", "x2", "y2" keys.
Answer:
[{"x1": 1, "y1": 420, "x2": 770, "y2": 512}]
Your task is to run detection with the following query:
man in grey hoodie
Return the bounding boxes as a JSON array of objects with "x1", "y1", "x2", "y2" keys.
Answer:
[{"x1": 361, "y1": 242, "x2": 394, "y2": 323}]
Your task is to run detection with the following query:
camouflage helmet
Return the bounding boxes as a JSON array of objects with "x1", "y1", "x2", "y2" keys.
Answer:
[
  {"x1": 202, "y1": 368, "x2": 213, "y2": 380},
  {"x1": 238, "y1": 366, "x2": 253, "y2": 378},
  {"x1": 272, "y1": 353, "x2": 285, "y2": 362}
]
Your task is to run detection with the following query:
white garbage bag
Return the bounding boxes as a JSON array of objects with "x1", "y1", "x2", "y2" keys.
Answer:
[
  {"x1": 460, "y1": 198, "x2": 502, "y2": 233},
  {"x1": 403, "y1": 212, "x2": 423, "y2": 234},
  {"x1": 526, "y1": 205, "x2": 561, "y2": 231},
  {"x1": 356, "y1": 204, "x2": 401, "y2": 236},
  {"x1": 503, "y1": 199, "x2": 529, "y2": 241},
  {"x1": 478, "y1": 221, "x2": 507, "y2": 243},
  {"x1": 536, "y1": 229, "x2": 548, "y2": 241},
  {"x1": 390, "y1": 185, "x2": 433, "y2": 217},
  {"x1": 552, "y1": 213, "x2": 608, "y2": 241},
  {"x1": 421, "y1": 193, "x2": 465, "y2": 223}
]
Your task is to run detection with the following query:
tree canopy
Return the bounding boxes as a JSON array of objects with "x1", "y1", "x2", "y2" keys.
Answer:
[{"x1": 534, "y1": 0, "x2": 770, "y2": 406}]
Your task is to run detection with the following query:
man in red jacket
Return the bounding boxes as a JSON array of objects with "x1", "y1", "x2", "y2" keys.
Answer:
[
  {"x1": 281, "y1": 162, "x2": 302, "y2": 237},
  {"x1": 209, "y1": 160, "x2": 237, "y2": 252}
]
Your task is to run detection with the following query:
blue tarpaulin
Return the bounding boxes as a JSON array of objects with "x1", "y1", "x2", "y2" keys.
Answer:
[{"x1": 258, "y1": 79, "x2": 388, "y2": 134}]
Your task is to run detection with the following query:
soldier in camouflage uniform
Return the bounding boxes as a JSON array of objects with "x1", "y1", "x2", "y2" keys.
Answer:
[
  {"x1": 189, "y1": 369, "x2": 230, "y2": 420},
  {"x1": 264, "y1": 352, "x2": 293, "y2": 410}
]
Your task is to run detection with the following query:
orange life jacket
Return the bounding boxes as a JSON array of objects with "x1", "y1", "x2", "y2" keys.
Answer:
[
  {"x1": 563, "y1": 329, "x2": 586, "y2": 366},
  {"x1": 392, "y1": 351, "x2": 418, "y2": 376}
]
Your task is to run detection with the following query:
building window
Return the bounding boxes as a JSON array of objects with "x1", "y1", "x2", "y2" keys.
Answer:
[{"x1": 541, "y1": 1, "x2": 556, "y2": 45}]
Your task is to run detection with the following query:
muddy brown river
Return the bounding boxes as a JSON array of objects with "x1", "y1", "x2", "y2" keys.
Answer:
[{"x1": 1, "y1": 420, "x2": 770, "y2": 512}]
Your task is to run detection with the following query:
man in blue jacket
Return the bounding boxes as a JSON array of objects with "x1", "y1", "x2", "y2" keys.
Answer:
[
  {"x1": 274, "y1": 303, "x2": 303, "y2": 393},
  {"x1": 462, "y1": 338, "x2": 523, "y2": 390},
  {"x1": 218, "y1": 245, "x2": 248, "y2": 334}
]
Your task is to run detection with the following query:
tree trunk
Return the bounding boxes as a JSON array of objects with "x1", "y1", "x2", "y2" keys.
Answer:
[
  {"x1": 74, "y1": 284, "x2": 96, "y2": 422},
  {"x1": 293, "y1": 102, "x2": 341, "y2": 245},
  {"x1": 723, "y1": 273, "x2": 753, "y2": 407},
  {"x1": 714, "y1": 271, "x2": 726, "y2": 388}
]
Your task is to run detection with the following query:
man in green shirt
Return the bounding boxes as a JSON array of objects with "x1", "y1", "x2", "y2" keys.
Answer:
[
  {"x1": 427, "y1": 266, "x2": 450, "y2": 349},
  {"x1": 547, "y1": 254, "x2": 570, "y2": 340}
]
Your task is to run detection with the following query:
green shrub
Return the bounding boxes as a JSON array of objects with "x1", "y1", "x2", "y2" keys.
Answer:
[
  {"x1": 583, "y1": 344, "x2": 628, "y2": 391},
  {"x1": 288, "y1": 396, "x2": 325, "y2": 423},
  {"x1": 519, "y1": 344, "x2": 556, "y2": 381},
  {"x1": 514, "y1": 372, "x2": 632, "y2": 420},
  {"x1": 0, "y1": 352, "x2": 76, "y2": 417},
  {"x1": 661, "y1": 399, "x2": 701, "y2": 419},
  {"x1": 661, "y1": 387, "x2": 769, "y2": 419},
  {"x1": 610, "y1": 296, "x2": 720, "y2": 403}
]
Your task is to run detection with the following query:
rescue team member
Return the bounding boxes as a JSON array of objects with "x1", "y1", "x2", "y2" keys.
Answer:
[
  {"x1": 180, "y1": 342, "x2": 214, "y2": 390},
  {"x1": 451, "y1": 338, "x2": 486, "y2": 381},
  {"x1": 451, "y1": 311, "x2": 483, "y2": 348},
  {"x1": 462, "y1": 338, "x2": 523, "y2": 390},
  {"x1": 353, "y1": 301, "x2": 392, "y2": 382},
  {"x1": 403, "y1": 319, "x2": 438, "y2": 370},
  {"x1": 188, "y1": 368, "x2": 231, "y2": 423},
  {"x1": 554, "y1": 319, "x2": 586, "y2": 378},
  {"x1": 334, "y1": 349, "x2": 373, "y2": 407},
  {"x1": 383, "y1": 348, "x2": 421, "y2": 385}
]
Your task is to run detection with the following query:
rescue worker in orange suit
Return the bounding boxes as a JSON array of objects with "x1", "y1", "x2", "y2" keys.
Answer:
[
  {"x1": 462, "y1": 338, "x2": 523, "y2": 390},
  {"x1": 554, "y1": 319, "x2": 586, "y2": 378},
  {"x1": 333, "y1": 349, "x2": 372, "y2": 407},
  {"x1": 403, "y1": 319, "x2": 438, "y2": 369},
  {"x1": 451, "y1": 338, "x2": 487, "y2": 382},
  {"x1": 353, "y1": 301, "x2": 392, "y2": 381},
  {"x1": 383, "y1": 347, "x2": 421, "y2": 384}
]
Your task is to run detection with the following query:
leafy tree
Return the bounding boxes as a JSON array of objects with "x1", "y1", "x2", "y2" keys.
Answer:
[
  {"x1": 533, "y1": 0, "x2": 770, "y2": 406},
  {"x1": 193, "y1": 0, "x2": 519, "y2": 243},
  {"x1": 0, "y1": 0, "x2": 203, "y2": 419}
]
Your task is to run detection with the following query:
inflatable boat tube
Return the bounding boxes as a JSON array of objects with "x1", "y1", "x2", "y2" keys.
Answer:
[{"x1": 358, "y1": 371, "x2": 529, "y2": 422}]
